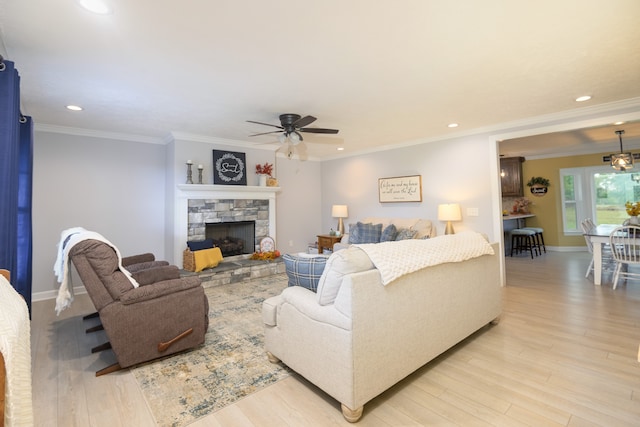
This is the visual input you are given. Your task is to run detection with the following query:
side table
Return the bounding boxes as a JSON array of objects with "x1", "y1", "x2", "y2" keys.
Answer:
[{"x1": 317, "y1": 234, "x2": 342, "y2": 254}]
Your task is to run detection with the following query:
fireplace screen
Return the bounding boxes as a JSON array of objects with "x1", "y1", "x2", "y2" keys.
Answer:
[{"x1": 205, "y1": 221, "x2": 255, "y2": 256}]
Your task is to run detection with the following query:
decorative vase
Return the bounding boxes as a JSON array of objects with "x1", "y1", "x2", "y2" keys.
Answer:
[{"x1": 258, "y1": 174, "x2": 267, "y2": 186}]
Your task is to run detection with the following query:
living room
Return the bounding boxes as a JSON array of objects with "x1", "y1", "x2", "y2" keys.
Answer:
[{"x1": 2, "y1": 1, "x2": 640, "y2": 425}]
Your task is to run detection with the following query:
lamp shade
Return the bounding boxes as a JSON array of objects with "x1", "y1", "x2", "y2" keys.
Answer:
[
  {"x1": 331, "y1": 205, "x2": 348, "y2": 218},
  {"x1": 438, "y1": 203, "x2": 462, "y2": 221}
]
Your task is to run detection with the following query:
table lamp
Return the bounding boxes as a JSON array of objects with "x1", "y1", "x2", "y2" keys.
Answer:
[
  {"x1": 438, "y1": 203, "x2": 462, "y2": 235},
  {"x1": 332, "y1": 205, "x2": 348, "y2": 236}
]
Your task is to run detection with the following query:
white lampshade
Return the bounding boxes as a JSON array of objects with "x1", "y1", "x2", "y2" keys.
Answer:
[
  {"x1": 438, "y1": 203, "x2": 462, "y2": 235},
  {"x1": 438, "y1": 204, "x2": 462, "y2": 221},
  {"x1": 331, "y1": 205, "x2": 349, "y2": 218}
]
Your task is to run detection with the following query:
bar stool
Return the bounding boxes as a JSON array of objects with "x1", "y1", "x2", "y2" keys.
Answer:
[
  {"x1": 510, "y1": 228, "x2": 538, "y2": 258},
  {"x1": 521, "y1": 227, "x2": 546, "y2": 254}
]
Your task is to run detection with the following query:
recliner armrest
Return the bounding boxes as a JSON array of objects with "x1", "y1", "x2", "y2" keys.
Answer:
[
  {"x1": 119, "y1": 276, "x2": 203, "y2": 305},
  {"x1": 131, "y1": 265, "x2": 180, "y2": 286},
  {"x1": 122, "y1": 253, "x2": 156, "y2": 267},
  {"x1": 126, "y1": 260, "x2": 170, "y2": 273}
]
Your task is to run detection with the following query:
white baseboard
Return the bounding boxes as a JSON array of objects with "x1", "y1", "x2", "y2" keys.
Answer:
[{"x1": 32, "y1": 286, "x2": 87, "y2": 302}]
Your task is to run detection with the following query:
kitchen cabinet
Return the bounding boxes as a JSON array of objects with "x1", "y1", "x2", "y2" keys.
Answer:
[{"x1": 500, "y1": 156, "x2": 525, "y2": 197}]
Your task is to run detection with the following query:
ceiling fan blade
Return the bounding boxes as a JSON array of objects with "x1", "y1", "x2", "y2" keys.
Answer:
[
  {"x1": 246, "y1": 120, "x2": 284, "y2": 130},
  {"x1": 299, "y1": 128, "x2": 339, "y2": 134},
  {"x1": 293, "y1": 115, "x2": 317, "y2": 128},
  {"x1": 249, "y1": 130, "x2": 283, "y2": 137}
]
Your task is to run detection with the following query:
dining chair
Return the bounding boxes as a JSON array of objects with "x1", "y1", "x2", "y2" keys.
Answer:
[
  {"x1": 580, "y1": 219, "x2": 614, "y2": 278},
  {"x1": 609, "y1": 225, "x2": 640, "y2": 289}
]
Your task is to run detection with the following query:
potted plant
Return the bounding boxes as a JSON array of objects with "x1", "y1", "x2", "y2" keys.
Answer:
[{"x1": 526, "y1": 176, "x2": 550, "y2": 197}]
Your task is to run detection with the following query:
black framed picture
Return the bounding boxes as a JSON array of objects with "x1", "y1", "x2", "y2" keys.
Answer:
[{"x1": 213, "y1": 150, "x2": 247, "y2": 185}]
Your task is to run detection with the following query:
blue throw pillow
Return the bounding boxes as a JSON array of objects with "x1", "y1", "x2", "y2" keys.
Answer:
[
  {"x1": 351, "y1": 222, "x2": 383, "y2": 244},
  {"x1": 283, "y1": 254, "x2": 328, "y2": 292},
  {"x1": 395, "y1": 228, "x2": 417, "y2": 241},
  {"x1": 380, "y1": 224, "x2": 398, "y2": 242},
  {"x1": 187, "y1": 239, "x2": 214, "y2": 251}
]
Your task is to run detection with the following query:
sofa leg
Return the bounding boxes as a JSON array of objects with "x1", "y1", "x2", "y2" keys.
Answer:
[
  {"x1": 490, "y1": 316, "x2": 501, "y2": 325},
  {"x1": 266, "y1": 351, "x2": 280, "y2": 364},
  {"x1": 341, "y1": 404, "x2": 363, "y2": 423}
]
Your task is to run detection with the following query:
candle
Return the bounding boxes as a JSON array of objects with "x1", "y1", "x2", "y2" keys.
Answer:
[
  {"x1": 198, "y1": 164, "x2": 203, "y2": 170},
  {"x1": 186, "y1": 160, "x2": 193, "y2": 165}
]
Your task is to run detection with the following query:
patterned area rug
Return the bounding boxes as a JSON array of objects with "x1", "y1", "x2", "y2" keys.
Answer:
[{"x1": 132, "y1": 273, "x2": 290, "y2": 427}]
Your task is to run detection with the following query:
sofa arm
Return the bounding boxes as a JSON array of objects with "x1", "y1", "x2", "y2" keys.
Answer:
[
  {"x1": 132, "y1": 265, "x2": 180, "y2": 286},
  {"x1": 120, "y1": 276, "x2": 203, "y2": 305},
  {"x1": 125, "y1": 260, "x2": 170, "y2": 273},
  {"x1": 279, "y1": 287, "x2": 351, "y2": 331}
]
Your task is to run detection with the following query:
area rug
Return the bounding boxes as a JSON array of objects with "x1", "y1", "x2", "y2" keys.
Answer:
[{"x1": 131, "y1": 273, "x2": 290, "y2": 427}]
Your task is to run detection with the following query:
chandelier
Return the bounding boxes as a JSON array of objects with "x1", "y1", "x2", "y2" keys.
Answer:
[{"x1": 611, "y1": 130, "x2": 633, "y2": 172}]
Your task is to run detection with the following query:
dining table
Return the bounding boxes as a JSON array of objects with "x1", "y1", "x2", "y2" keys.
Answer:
[{"x1": 584, "y1": 224, "x2": 620, "y2": 286}]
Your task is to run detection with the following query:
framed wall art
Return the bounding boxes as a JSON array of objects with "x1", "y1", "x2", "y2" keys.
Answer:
[
  {"x1": 213, "y1": 150, "x2": 247, "y2": 185},
  {"x1": 378, "y1": 175, "x2": 422, "y2": 203}
]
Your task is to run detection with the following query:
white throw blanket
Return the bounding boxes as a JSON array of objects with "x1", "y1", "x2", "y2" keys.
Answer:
[
  {"x1": 53, "y1": 227, "x2": 139, "y2": 315},
  {"x1": 0, "y1": 274, "x2": 33, "y2": 427},
  {"x1": 354, "y1": 231, "x2": 495, "y2": 285}
]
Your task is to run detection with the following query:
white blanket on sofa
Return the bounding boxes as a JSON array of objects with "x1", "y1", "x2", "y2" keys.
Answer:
[{"x1": 354, "y1": 231, "x2": 495, "y2": 285}]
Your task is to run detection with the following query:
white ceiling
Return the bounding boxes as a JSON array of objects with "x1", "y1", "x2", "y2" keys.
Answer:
[{"x1": 1, "y1": 0, "x2": 640, "y2": 159}]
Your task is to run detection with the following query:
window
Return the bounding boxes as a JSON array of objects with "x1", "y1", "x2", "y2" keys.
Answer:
[{"x1": 560, "y1": 166, "x2": 640, "y2": 235}]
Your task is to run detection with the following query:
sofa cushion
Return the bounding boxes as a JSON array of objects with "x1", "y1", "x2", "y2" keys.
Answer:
[
  {"x1": 316, "y1": 247, "x2": 375, "y2": 305},
  {"x1": 283, "y1": 254, "x2": 328, "y2": 292},
  {"x1": 395, "y1": 228, "x2": 418, "y2": 240},
  {"x1": 380, "y1": 224, "x2": 398, "y2": 242},
  {"x1": 350, "y1": 222, "x2": 383, "y2": 244}
]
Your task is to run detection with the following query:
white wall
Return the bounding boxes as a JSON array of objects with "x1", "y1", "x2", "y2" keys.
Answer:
[
  {"x1": 321, "y1": 134, "x2": 500, "y2": 239},
  {"x1": 33, "y1": 131, "x2": 167, "y2": 299}
]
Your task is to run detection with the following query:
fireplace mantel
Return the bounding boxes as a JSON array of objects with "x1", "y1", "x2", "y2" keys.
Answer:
[{"x1": 173, "y1": 184, "x2": 280, "y2": 266}]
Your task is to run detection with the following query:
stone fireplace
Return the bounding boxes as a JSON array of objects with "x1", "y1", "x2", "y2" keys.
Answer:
[{"x1": 174, "y1": 184, "x2": 279, "y2": 266}]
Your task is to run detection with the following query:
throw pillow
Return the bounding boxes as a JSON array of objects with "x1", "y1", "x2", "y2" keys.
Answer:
[
  {"x1": 316, "y1": 247, "x2": 375, "y2": 305},
  {"x1": 395, "y1": 228, "x2": 417, "y2": 240},
  {"x1": 380, "y1": 224, "x2": 398, "y2": 242},
  {"x1": 350, "y1": 222, "x2": 383, "y2": 244},
  {"x1": 347, "y1": 222, "x2": 359, "y2": 244},
  {"x1": 187, "y1": 238, "x2": 214, "y2": 251},
  {"x1": 283, "y1": 254, "x2": 328, "y2": 292}
]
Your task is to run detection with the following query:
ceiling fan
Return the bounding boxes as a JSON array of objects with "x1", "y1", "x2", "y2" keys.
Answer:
[{"x1": 247, "y1": 113, "x2": 339, "y2": 148}]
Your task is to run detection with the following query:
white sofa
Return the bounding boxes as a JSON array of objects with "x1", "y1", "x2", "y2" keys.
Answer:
[
  {"x1": 262, "y1": 236, "x2": 501, "y2": 422},
  {"x1": 333, "y1": 217, "x2": 437, "y2": 252}
]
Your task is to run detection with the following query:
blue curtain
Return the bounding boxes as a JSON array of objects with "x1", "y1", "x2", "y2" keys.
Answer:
[{"x1": 0, "y1": 59, "x2": 33, "y2": 313}]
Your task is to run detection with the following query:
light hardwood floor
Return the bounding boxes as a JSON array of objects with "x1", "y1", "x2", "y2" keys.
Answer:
[{"x1": 31, "y1": 251, "x2": 640, "y2": 426}]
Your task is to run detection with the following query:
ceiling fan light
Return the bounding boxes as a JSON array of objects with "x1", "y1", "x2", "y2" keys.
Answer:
[
  {"x1": 289, "y1": 131, "x2": 302, "y2": 145},
  {"x1": 277, "y1": 133, "x2": 287, "y2": 144}
]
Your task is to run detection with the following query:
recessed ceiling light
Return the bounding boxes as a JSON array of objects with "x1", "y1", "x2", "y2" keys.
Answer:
[
  {"x1": 575, "y1": 95, "x2": 592, "y2": 102},
  {"x1": 447, "y1": 123, "x2": 459, "y2": 128},
  {"x1": 614, "y1": 121, "x2": 625, "y2": 125},
  {"x1": 66, "y1": 105, "x2": 83, "y2": 111},
  {"x1": 337, "y1": 147, "x2": 344, "y2": 151},
  {"x1": 77, "y1": 0, "x2": 113, "y2": 14}
]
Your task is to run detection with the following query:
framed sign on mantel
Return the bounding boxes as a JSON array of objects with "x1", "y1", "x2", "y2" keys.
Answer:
[
  {"x1": 213, "y1": 150, "x2": 247, "y2": 185},
  {"x1": 378, "y1": 175, "x2": 422, "y2": 203}
]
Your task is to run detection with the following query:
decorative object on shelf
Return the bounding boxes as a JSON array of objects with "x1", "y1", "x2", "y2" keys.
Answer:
[
  {"x1": 438, "y1": 203, "x2": 462, "y2": 235},
  {"x1": 331, "y1": 204, "x2": 348, "y2": 235},
  {"x1": 512, "y1": 197, "x2": 531, "y2": 214},
  {"x1": 255, "y1": 162, "x2": 273, "y2": 186},
  {"x1": 213, "y1": 150, "x2": 246, "y2": 185},
  {"x1": 378, "y1": 175, "x2": 422, "y2": 203},
  {"x1": 186, "y1": 160, "x2": 194, "y2": 184},
  {"x1": 259, "y1": 236, "x2": 275, "y2": 253},
  {"x1": 266, "y1": 177, "x2": 279, "y2": 187},
  {"x1": 611, "y1": 130, "x2": 633, "y2": 172},
  {"x1": 197, "y1": 164, "x2": 204, "y2": 184},
  {"x1": 250, "y1": 250, "x2": 281, "y2": 261},
  {"x1": 526, "y1": 176, "x2": 550, "y2": 197}
]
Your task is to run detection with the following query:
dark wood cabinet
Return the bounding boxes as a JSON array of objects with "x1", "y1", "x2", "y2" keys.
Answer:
[{"x1": 500, "y1": 157, "x2": 525, "y2": 197}]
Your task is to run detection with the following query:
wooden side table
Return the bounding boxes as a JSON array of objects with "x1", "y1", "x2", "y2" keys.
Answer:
[{"x1": 317, "y1": 234, "x2": 342, "y2": 254}]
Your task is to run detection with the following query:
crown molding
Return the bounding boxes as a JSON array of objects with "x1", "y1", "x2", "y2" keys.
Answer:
[{"x1": 35, "y1": 123, "x2": 165, "y2": 144}]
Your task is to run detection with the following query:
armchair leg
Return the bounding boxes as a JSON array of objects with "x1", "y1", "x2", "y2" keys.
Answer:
[
  {"x1": 91, "y1": 342, "x2": 112, "y2": 354},
  {"x1": 158, "y1": 328, "x2": 193, "y2": 353},
  {"x1": 266, "y1": 351, "x2": 280, "y2": 364},
  {"x1": 83, "y1": 312, "x2": 99, "y2": 320},
  {"x1": 341, "y1": 404, "x2": 363, "y2": 423},
  {"x1": 96, "y1": 363, "x2": 122, "y2": 377},
  {"x1": 85, "y1": 324, "x2": 104, "y2": 333}
]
